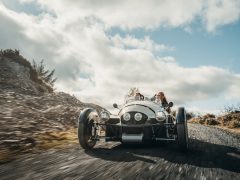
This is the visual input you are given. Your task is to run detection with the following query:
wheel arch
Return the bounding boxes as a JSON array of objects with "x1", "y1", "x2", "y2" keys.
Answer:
[{"x1": 78, "y1": 108, "x2": 97, "y2": 124}]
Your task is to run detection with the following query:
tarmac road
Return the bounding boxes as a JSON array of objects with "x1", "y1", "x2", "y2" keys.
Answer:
[{"x1": 0, "y1": 123, "x2": 240, "y2": 180}]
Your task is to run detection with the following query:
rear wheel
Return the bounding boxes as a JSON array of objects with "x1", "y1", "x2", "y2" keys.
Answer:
[
  {"x1": 176, "y1": 107, "x2": 188, "y2": 151},
  {"x1": 78, "y1": 108, "x2": 98, "y2": 149}
]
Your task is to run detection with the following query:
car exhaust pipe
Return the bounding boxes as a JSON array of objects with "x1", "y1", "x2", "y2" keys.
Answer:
[{"x1": 121, "y1": 133, "x2": 143, "y2": 143}]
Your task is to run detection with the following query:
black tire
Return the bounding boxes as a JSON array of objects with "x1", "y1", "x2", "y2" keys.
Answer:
[
  {"x1": 176, "y1": 107, "x2": 188, "y2": 151},
  {"x1": 78, "y1": 108, "x2": 98, "y2": 149}
]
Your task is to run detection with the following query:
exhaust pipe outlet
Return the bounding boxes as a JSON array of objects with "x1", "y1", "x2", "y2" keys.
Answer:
[{"x1": 122, "y1": 133, "x2": 143, "y2": 143}]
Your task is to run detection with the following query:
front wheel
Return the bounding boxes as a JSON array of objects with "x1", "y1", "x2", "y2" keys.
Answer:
[
  {"x1": 78, "y1": 108, "x2": 99, "y2": 149},
  {"x1": 176, "y1": 107, "x2": 188, "y2": 151}
]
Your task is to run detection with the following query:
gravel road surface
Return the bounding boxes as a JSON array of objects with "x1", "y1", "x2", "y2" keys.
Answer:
[{"x1": 0, "y1": 123, "x2": 240, "y2": 180}]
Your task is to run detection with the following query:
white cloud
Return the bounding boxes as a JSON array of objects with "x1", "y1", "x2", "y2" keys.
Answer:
[
  {"x1": 226, "y1": 74, "x2": 240, "y2": 99},
  {"x1": 31, "y1": 0, "x2": 203, "y2": 29},
  {"x1": 111, "y1": 35, "x2": 174, "y2": 52},
  {"x1": 15, "y1": 0, "x2": 239, "y2": 32},
  {"x1": 19, "y1": 0, "x2": 35, "y2": 3},
  {"x1": 0, "y1": 1, "x2": 240, "y2": 111},
  {"x1": 204, "y1": 0, "x2": 240, "y2": 32}
]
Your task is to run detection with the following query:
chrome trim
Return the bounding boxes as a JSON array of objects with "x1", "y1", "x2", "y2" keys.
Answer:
[{"x1": 155, "y1": 138, "x2": 176, "y2": 141}]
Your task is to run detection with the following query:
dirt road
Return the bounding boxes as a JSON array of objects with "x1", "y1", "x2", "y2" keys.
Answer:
[{"x1": 0, "y1": 123, "x2": 240, "y2": 180}]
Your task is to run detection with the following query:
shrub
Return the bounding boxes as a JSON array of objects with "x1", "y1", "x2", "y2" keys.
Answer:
[
  {"x1": 203, "y1": 113, "x2": 215, "y2": 119},
  {"x1": 205, "y1": 118, "x2": 220, "y2": 125},
  {"x1": 229, "y1": 120, "x2": 240, "y2": 128},
  {"x1": 186, "y1": 112, "x2": 195, "y2": 120},
  {"x1": 32, "y1": 59, "x2": 57, "y2": 87}
]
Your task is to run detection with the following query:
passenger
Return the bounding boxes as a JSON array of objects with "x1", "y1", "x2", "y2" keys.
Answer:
[{"x1": 155, "y1": 92, "x2": 171, "y2": 113}]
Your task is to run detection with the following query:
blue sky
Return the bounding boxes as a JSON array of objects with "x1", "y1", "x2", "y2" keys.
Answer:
[
  {"x1": 0, "y1": 0, "x2": 240, "y2": 113},
  {"x1": 0, "y1": 0, "x2": 43, "y2": 15},
  {"x1": 109, "y1": 22, "x2": 240, "y2": 73}
]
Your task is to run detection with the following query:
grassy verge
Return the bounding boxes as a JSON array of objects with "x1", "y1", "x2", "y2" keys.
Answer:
[
  {"x1": 36, "y1": 128, "x2": 78, "y2": 150},
  {"x1": 0, "y1": 128, "x2": 78, "y2": 164}
]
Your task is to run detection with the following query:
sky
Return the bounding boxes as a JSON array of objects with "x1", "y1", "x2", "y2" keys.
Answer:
[{"x1": 0, "y1": 0, "x2": 240, "y2": 113}]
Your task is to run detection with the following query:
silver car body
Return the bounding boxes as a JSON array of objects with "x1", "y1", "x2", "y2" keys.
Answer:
[{"x1": 119, "y1": 100, "x2": 163, "y2": 119}]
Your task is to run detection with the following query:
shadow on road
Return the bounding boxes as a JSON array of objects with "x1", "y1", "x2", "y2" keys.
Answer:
[{"x1": 85, "y1": 138, "x2": 240, "y2": 173}]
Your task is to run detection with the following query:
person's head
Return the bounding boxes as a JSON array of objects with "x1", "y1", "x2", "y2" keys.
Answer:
[
  {"x1": 156, "y1": 92, "x2": 166, "y2": 102},
  {"x1": 135, "y1": 92, "x2": 141, "y2": 100},
  {"x1": 128, "y1": 87, "x2": 139, "y2": 97}
]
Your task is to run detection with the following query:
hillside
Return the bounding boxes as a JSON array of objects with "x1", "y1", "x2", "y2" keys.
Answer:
[{"x1": 0, "y1": 50, "x2": 102, "y2": 162}]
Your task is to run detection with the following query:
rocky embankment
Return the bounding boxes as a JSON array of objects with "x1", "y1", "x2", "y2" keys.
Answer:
[{"x1": 0, "y1": 50, "x2": 102, "y2": 163}]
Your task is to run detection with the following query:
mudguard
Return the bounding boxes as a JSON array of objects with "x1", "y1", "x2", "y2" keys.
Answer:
[
  {"x1": 176, "y1": 107, "x2": 186, "y2": 124},
  {"x1": 78, "y1": 108, "x2": 96, "y2": 124}
]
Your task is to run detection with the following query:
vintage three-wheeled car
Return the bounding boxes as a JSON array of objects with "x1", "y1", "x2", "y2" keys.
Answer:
[{"x1": 78, "y1": 95, "x2": 188, "y2": 151}]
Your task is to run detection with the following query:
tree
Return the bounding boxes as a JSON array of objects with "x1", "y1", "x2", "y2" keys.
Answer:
[{"x1": 32, "y1": 59, "x2": 57, "y2": 86}]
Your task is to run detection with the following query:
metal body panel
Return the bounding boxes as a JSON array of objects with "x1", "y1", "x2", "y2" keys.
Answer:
[
  {"x1": 119, "y1": 104, "x2": 156, "y2": 118},
  {"x1": 124, "y1": 100, "x2": 162, "y2": 112}
]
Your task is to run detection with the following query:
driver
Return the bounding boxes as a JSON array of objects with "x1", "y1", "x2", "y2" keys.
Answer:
[{"x1": 135, "y1": 92, "x2": 144, "y2": 100}]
